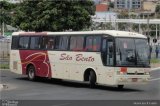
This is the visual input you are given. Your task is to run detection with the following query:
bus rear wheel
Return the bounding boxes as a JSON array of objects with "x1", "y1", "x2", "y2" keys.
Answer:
[
  {"x1": 118, "y1": 85, "x2": 124, "y2": 89},
  {"x1": 27, "y1": 65, "x2": 36, "y2": 81},
  {"x1": 89, "y1": 71, "x2": 96, "y2": 88}
]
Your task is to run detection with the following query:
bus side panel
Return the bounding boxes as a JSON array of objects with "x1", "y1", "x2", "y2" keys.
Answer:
[
  {"x1": 10, "y1": 50, "x2": 23, "y2": 74},
  {"x1": 48, "y1": 51, "x2": 69, "y2": 79},
  {"x1": 48, "y1": 51, "x2": 105, "y2": 82},
  {"x1": 97, "y1": 67, "x2": 115, "y2": 85},
  {"x1": 19, "y1": 50, "x2": 52, "y2": 78}
]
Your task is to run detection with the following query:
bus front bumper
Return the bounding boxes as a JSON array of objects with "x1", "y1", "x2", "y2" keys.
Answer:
[{"x1": 115, "y1": 75, "x2": 150, "y2": 85}]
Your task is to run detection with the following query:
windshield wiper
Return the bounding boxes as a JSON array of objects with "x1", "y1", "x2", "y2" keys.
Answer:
[
  {"x1": 136, "y1": 52, "x2": 149, "y2": 67},
  {"x1": 126, "y1": 55, "x2": 136, "y2": 62}
]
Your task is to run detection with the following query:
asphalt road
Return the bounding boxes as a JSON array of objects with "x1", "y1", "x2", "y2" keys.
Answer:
[{"x1": 0, "y1": 69, "x2": 160, "y2": 106}]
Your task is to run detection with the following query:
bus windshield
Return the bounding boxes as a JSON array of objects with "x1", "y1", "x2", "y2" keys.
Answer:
[{"x1": 115, "y1": 38, "x2": 150, "y2": 67}]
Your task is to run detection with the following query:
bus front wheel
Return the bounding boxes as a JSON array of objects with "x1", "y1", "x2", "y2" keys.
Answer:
[
  {"x1": 89, "y1": 71, "x2": 96, "y2": 88},
  {"x1": 27, "y1": 65, "x2": 36, "y2": 81}
]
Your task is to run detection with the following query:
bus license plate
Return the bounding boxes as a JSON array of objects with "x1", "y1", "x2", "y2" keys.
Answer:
[{"x1": 132, "y1": 78, "x2": 138, "y2": 82}]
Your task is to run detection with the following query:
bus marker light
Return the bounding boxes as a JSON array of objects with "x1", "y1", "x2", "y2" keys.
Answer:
[{"x1": 120, "y1": 67, "x2": 127, "y2": 73}]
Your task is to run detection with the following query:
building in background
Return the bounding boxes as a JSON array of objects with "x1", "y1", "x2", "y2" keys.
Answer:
[
  {"x1": 143, "y1": 1, "x2": 157, "y2": 12},
  {"x1": 92, "y1": 0, "x2": 118, "y2": 30},
  {"x1": 114, "y1": 0, "x2": 142, "y2": 10},
  {"x1": 93, "y1": 0, "x2": 118, "y2": 21},
  {"x1": 96, "y1": 2, "x2": 110, "y2": 11}
]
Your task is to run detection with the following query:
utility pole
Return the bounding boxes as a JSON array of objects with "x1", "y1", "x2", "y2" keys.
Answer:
[
  {"x1": 2, "y1": 22, "x2": 4, "y2": 36},
  {"x1": 109, "y1": 14, "x2": 111, "y2": 30},
  {"x1": 105, "y1": 9, "x2": 107, "y2": 30},
  {"x1": 147, "y1": 14, "x2": 150, "y2": 38},
  {"x1": 139, "y1": 21, "x2": 141, "y2": 33},
  {"x1": 159, "y1": 24, "x2": 160, "y2": 40},
  {"x1": 114, "y1": 14, "x2": 117, "y2": 30}
]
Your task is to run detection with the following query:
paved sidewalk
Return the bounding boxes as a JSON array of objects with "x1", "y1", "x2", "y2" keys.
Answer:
[
  {"x1": 151, "y1": 63, "x2": 160, "y2": 68},
  {"x1": 151, "y1": 63, "x2": 160, "y2": 71}
]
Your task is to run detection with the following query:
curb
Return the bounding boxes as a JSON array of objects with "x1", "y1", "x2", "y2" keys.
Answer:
[{"x1": 0, "y1": 69, "x2": 10, "y2": 71}]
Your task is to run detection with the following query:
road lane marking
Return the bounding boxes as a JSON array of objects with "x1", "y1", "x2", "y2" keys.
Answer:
[
  {"x1": 151, "y1": 67, "x2": 160, "y2": 71},
  {"x1": 0, "y1": 84, "x2": 3, "y2": 91},
  {"x1": 149, "y1": 78, "x2": 160, "y2": 81}
]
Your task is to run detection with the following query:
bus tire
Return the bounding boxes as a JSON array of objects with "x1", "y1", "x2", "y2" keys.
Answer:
[
  {"x1": 118, "y1": 85, "x2": 124, "y2": 89},
  {"x1": 89, "y1": 71, "x2": 96, "y2": 88},
  {"x1": 27, "y1": 65, "x2": 36, "y2": 81}
]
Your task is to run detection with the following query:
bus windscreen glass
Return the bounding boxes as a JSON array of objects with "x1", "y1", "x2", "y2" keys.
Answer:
[{"x1": 115, "y1": 38, "x2": 150, "y2": 67}]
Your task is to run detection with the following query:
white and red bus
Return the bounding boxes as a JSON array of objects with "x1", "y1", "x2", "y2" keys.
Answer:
[{"x1": 10, "y1": 30, "x2": 150, "y2": 89}]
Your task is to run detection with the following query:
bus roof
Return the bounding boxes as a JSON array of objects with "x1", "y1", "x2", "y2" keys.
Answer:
[{"x1": 12, "y1": 30, "x2": 147, "y2": 38}]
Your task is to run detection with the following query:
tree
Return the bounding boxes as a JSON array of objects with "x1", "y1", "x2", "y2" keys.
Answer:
[
  {"x1": 109, "y1": 2, "x2": 114, "y2": 9},
  {"x1": 156, "y1": 4, "x2": 160, "y2": 13},
  {"x1": 155, "y1": 4, "x2": 160, "y2": 18},
  {"x1": 0, "y1": 1, "x2": 15, "y2": 34},
  {"x1": 118, "y1": 11, "x2": 129, "y2": 19},
  {"x1": 11, "y1": 0, "x2": 95, "y2": 31}
]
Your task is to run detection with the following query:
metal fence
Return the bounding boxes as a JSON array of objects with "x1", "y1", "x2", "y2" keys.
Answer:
[{"x1": 0, "y1": 39, "x2": 10, "y2": 69}]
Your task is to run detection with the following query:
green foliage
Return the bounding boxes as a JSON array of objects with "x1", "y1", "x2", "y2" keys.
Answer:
[
  {"x1": 118, "y1": 12, "x2": 129, "y2": 19},
  {"x1": 0, "y1": 1, "x2": 16, "y2": 34},
  {"x1": 118, "y1": 23, "x2": 128, "y2": 30},
  {"x1": 156, "y1": 4, "x2": 160, "y2": 13},
  {"x1": 0, "y1": 1, "x2": 15, "y2": 25},
  {"x1": 11, "y1": 0, "x2": 95, "y2": 31},
  {"x1": 109, "y1": 2, "x2": 114, "y2": 8},
  {"x1": 0, "y1": 63, "x2": 9, "y2": 69},
  {"x1": 150, "y1": 58, "x2": 160, "y2": 63}
]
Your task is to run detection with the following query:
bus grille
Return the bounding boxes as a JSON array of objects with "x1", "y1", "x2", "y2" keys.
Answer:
[{"x1": 127, "y1": 73, "x2": 144, "y2": 75}]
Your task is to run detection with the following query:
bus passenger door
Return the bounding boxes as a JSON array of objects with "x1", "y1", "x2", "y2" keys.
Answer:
[{"x1": 99, "y1": 38, "x2": 115, "y2": 85}]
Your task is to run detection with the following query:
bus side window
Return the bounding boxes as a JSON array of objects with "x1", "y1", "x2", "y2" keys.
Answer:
[
  {"x1": 55, "y1": 36, "x2": 69, "y2": 50},
  {"x1": 42, "y1": 37, "x2": 47, "y2": 49},
  {"x1": 46, "y1": 37, "x2": 55, "y2": 49},
  {"x1": 93, "y1": 36, "x2": 101, "y2": 51},
  {"x1": 70, "y1": 37, "x2": 77, "y2": 51},
  {"x1": 18, "y1": 37, "x2": 30, "y2": 49},
  {"x1": 42, "y1": 37, "x2": 55, "y2": 50},
  {"x1": 11, "y1": 36, "x2": 19, "y2": 49},
  {"x1": 85, "y1": 36, "x2": 101, "y2": 52},
  {"x1": 86, "y1": 36, "x2": 93, "y2": 51},
  {"x1": 30, "y1": 37, "x2": 41, "y2": 49},
  {"x1": 70, "y1": 36, "x2": 84, "y2": 51}
]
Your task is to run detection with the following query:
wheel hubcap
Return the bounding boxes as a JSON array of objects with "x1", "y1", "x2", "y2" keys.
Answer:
[{"x1": 29, "y1": 69, "x2": 34, "y2": 78}]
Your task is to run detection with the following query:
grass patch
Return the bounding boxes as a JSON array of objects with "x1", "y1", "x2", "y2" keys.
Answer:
[
  {"x1": 150, "y1": 58, "x2": 160, "y2": 63},
  {"x1": 0, "y1": 64, "x2": 9, "y2": 69}
]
